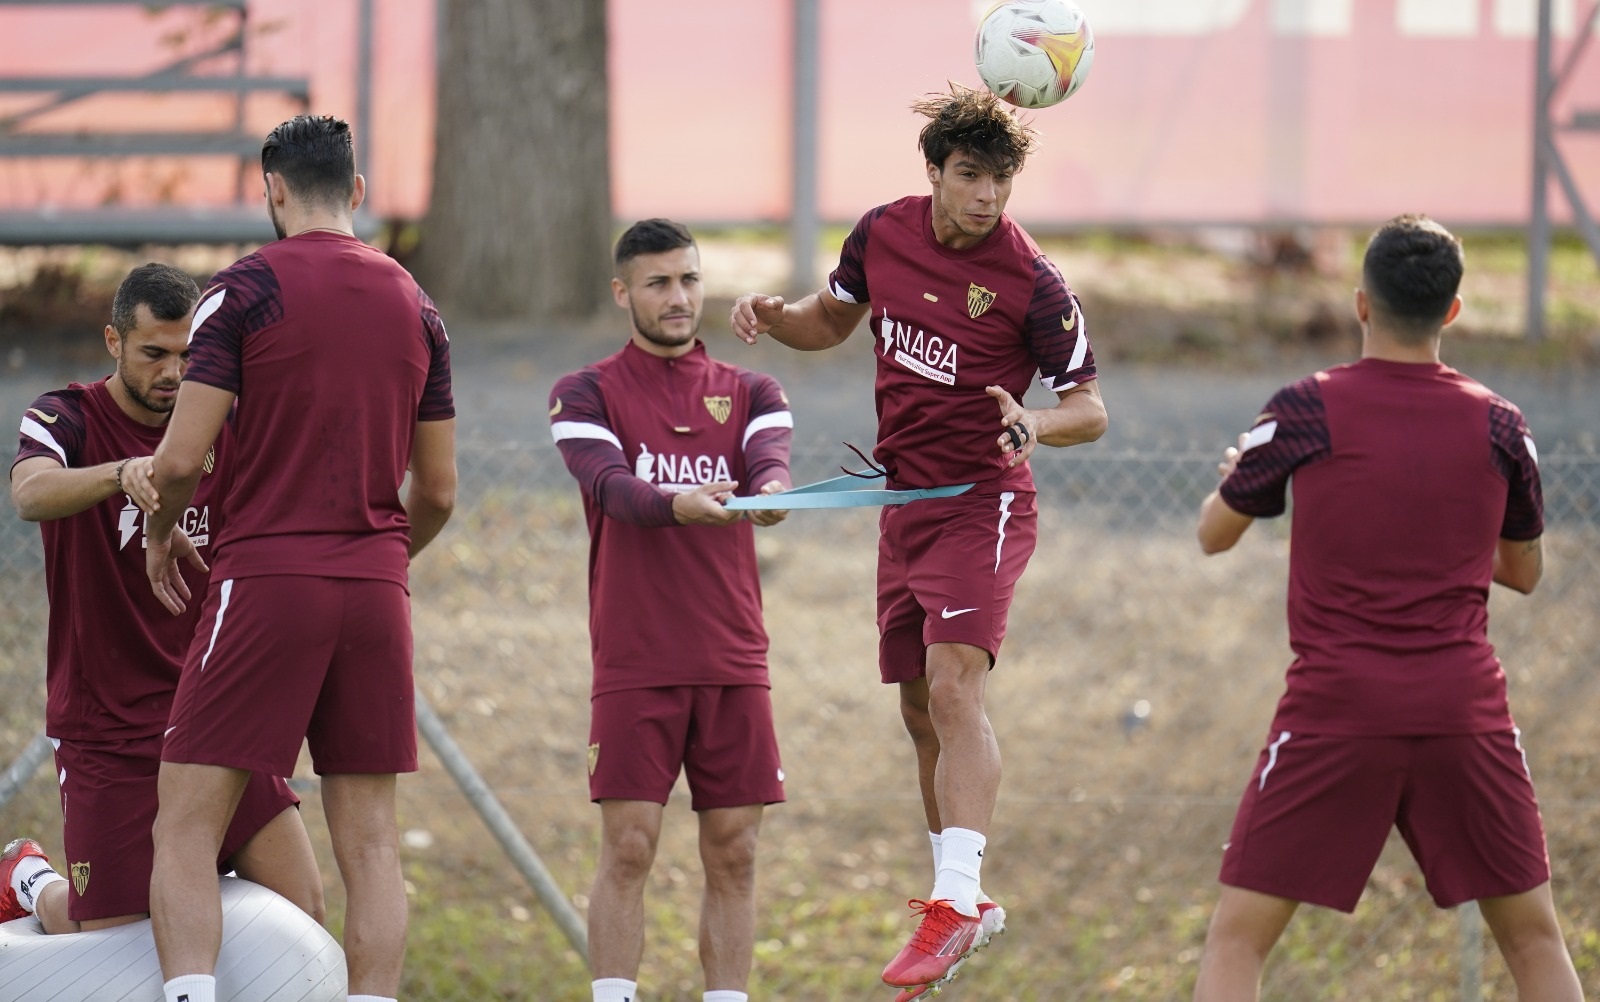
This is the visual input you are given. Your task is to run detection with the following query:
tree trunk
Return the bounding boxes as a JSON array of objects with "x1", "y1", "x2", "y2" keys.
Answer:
[{"x1": 411, "y1": 0, "x2": 611, "y2": 321}]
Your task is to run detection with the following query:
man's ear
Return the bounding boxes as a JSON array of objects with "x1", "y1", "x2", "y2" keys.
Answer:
[{"x1": 1440, "y1": 294, "x2": 1463, "y2": 329}]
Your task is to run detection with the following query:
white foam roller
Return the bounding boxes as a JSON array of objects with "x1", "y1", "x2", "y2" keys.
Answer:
[{"x1": 0, "y1": 876, "x2": 346, "y2": 1001}]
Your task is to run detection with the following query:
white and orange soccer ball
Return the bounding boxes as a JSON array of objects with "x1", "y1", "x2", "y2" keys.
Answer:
[{"x1": 974, "y1": 0, "x2": 1096, "y2": 109}]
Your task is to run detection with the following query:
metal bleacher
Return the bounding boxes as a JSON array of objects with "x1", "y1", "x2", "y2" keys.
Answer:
[
  {"x1": 0, "y1": 0, "x2": 311, "y2": 245},
  {"x1": 1527, "y1": 0, "x2": 1600, "y2": 339}
]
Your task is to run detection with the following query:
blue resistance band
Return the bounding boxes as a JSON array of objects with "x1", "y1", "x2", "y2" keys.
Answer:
[{"x1": 723, "y1": 470, "x2": 974, "y2": 511}]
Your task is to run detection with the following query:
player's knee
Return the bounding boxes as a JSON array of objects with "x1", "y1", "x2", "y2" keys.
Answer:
[
  {"x1": 899, "y1": 695, "x2": 935, "y2": 740},
  {"x1": 926, "y1": 675, "x2": 985, "y2": 728},
  {"x1": 1489, "y1": 913, "x2": 1567, "y2": 968},
  {"x1": 291, "y1": 880, "x2": 328, "y2": 926},
  {"x1": 602, "y1": 825, "x2": 659, "y2": 881},
  {"x1": 702, "y1": 834, "x2": 759, "y2": 889}
]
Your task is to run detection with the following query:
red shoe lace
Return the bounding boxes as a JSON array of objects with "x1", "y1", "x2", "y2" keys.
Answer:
[{"x1": 904, "y1": 898, "x2": 966, "y2": 953}]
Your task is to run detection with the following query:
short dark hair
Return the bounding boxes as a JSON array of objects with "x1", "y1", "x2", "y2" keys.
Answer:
[
  {"x1": 110, "y1": 263, "x2": 199, "y2": 338},
  {"x1": 261, "y1": 114, "x2": 356, "y2": 207},
  {"x1": 615, "y1": 218, "x2": 696, "y2": 274},
  {"x1": 912, "y1": 83, "x2": 1037, "y2": 175},
  {"x1": 1362, "y1": 214, "x2": 1464, "y2": 341}
]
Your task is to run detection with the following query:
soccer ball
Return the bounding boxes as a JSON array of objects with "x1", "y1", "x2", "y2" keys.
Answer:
[{"x1": 974, "y1": 0, "x2": 1095, "y2": 109}]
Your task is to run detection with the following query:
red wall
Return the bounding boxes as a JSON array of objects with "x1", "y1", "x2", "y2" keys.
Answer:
[{"x1": 1, "y1": 0, "x2": 1596, "y2": 227}]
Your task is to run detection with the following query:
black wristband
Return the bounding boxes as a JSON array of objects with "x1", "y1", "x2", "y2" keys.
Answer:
[{"x1": 114, "y1": 457, "x2": 132, "y2": 493}]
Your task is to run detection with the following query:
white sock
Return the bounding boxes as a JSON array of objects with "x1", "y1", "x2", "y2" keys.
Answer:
[
  {"x1": 593, "y1": 977, "x2": 638, "y2": 1002},
  {"x1": 9, "y1": 855, "x2": 63, "y2": 914},
  {"x1": 163, "y1": 975, "x2": 216, "y2": 1002},
  {"x1": 930, "y1": 827, "x2": 985, "y2": 917},
  {"x1": 704, "y1": 992, "x2": 748, "y2": 1002},
  {"x1": 928, "y1": 830, "x2": 942, "y2": 878},
  {"x1": 348, "y1": 997, "x2": 398, "y2": 1002}
]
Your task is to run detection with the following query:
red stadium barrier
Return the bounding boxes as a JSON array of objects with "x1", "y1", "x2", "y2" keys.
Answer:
[{"x1": 0, "y1": 0, "x2": 1595, "y2": 228}]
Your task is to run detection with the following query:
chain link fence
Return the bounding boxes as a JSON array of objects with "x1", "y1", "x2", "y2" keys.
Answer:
[{"x1": 2, "y1": 440, "x2": 1598, "y2": 1000}]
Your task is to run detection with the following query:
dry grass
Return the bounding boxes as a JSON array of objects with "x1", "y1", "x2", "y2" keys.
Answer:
[
  {"x1": 1, "y1": 480, "x2": 1597, "y2": 1000},
  {"x1": 390, "y1": 498, "x2": 1600, "y2": 998}
]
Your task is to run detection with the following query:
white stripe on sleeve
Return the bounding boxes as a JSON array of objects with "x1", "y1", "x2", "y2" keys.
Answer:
[
  {"x1": 189, "y1": 287, "x2": 227, "y2": 344},
  {"x1": 829, "y1": 280, "x2": 860, "y2": 305},
  {"x1": 19, "y1": 417, "x2": 67, "y2": 466},
  {"x1": 551, "y1": 420, "x2": 623, "y2": 450},
  {"x1": 741, "y1": 410, "x2": 793, "y2": 449},
  {"x1": 1240, "y1": 420, "x2": 1278, "y2": 454},
  {"x1": 1065, "y1": 315, "x2": 1089, "y2": 373}
]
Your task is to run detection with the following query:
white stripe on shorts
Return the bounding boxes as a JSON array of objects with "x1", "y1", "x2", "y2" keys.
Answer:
[
  {"x1": 199, "y1": 579, "x2": 234, "y2": 671},
  {"x1": 1259, "y1": 730, "x2": 1292, "y2": 791},
  {"x1": 994, "y1": 492, "x2": 1016, "y2": 573}
]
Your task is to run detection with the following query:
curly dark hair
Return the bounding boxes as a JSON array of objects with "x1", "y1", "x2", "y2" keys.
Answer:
[
  {"x1": 912, "y1": 83, "x2": 1036, "y2": 174},
  {"x1": 1362, "y1": 214, "x2": 1464, "y2": 341}
]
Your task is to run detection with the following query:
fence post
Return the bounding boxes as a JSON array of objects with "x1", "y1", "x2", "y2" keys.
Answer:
[
  {"x1": 0, "y1": 733, "x2": 53, "y2": 812},
  {"x1": 1459, "y1": 904, "x2": 1482, "y2": 1002},
  {"x1": 413, "y1": 690, "x2": 589, "y2": 960}
]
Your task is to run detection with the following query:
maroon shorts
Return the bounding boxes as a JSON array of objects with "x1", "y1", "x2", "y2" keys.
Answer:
[
  {"x1": 1219, "y1": 729, "x2": 1551, "y2": 912},
  {"x1": 52, "y1": 733, "x2": 298, "y2": 922},
  {"x1": 588, "y1": 685, "x2": 784, "y2": 811},
  {"x1": 876, "y1": 489, "x2": 1038, "y2": 683},
  {"x1": 163, "y1": 575, "x2": 417, "y2": 777}
]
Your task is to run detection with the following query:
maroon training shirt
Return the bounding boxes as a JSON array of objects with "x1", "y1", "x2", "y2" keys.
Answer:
[
  {"x1": 827, "y1": 195, "x2": 1097, "y2": 491},
  {"x1": 1221, "y1": 359, "x2": 1543, "y2": 736},
  {"x1": 549, "y1": 341, "x2": 791, "y2": 695},
  {"x1": 184, "y1": 231, "x2": 454, "y2": 587},
  {"x1": 15, "y1": 379, "x2": 232, "y2": 738}
]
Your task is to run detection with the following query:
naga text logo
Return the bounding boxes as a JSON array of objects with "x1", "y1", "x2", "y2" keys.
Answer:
[
  {"x1": 633, "y1": 443, "x2": 733, "y2": 493},
  {"x1": 880, "y1": 308, "x2": 958, "y2": 386},
  {"x1": 118, "y1": 500, "x2": 211, "y2": 550}
]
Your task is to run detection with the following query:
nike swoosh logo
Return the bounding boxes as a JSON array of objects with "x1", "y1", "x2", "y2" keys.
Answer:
[
  {"x1": 941, "y1": 607, "x2": 978, "y2": 619},
  {"x1": 548, "y1": 398, "x2": 563, "y2": 417},
  {"x1": 164, "y1": 726, "x2": 177, "y2": 738},
  {"x1": 27, "y1": 408, "x2": 58, "y2": 424}
]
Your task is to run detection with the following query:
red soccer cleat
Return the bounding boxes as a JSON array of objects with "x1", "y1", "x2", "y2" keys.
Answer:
[
  {"x1": 890, "y1": 900, "x2": 1007, "y2": 1000},
  {"x1": 882, "y1": 898, "x2": 983, "y2": 990},
  {"x1": 0, "y1": 838, "x2": 49, "y2": 923}
]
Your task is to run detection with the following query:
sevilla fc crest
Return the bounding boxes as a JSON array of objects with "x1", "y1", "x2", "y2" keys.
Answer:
[
  {"x1": 967, "y1": 283, "x2": 997, "y2": 319},
  {"x1": 703, "y1": 396, "x2": 733, "y2": 424},
  {"x1": 70, "y1": 861, "x2": 90, "y2": 895}
]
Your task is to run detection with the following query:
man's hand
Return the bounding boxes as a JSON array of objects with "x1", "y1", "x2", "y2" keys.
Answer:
[
  {"x1": 146, "y1": 528, "x2": 208, "y2": 615},
  {"x1": 730, "y1": 294, "x2": 787, "y2": 345},
  {"x1": 987, "y1": 385, "x2": 1040, "y2": 469},
  {"x1": 745, "y1": 479, "x2": 790, "y2": 527},
  {"x1": 1217, "y1": 433, "x2": 1248, "y2": 480},
  {"x1": 672, "y1": 481, "x2": 742, "y2": 526},
  {"x1": 119, "y1": 455, "x2": 161, "y2": 514}
]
